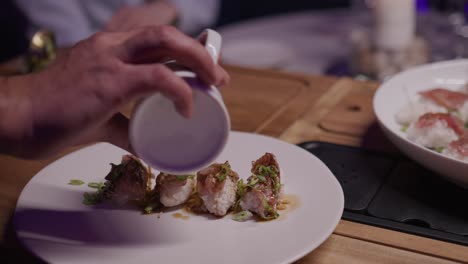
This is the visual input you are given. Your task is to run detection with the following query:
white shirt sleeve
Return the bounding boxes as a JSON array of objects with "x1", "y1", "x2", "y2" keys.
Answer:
[
  {"x1": 14, "y1": 0, "x2": 94, "y2": 47},
  {"x1": 168, "y1": 0, "x2": 220, "y2": 36},
  {"x1": 15, "y1": 0, "x2": 219, "y2": 46}
]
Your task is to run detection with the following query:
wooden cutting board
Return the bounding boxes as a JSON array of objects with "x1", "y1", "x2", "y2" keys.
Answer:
[{"x1": 221, "y1": 65, "x2": 337, "y2": 137}]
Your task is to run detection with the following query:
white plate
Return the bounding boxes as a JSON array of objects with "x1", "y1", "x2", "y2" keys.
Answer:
[
  {"x1": 14, "y1": 131, "x2": 344, "y2": 264},
  {"x1": 374, "y1": 59, "x2": 468, "y2": 186}
]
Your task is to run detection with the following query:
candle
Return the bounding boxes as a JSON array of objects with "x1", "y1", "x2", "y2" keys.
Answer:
[{"x1": 372, "y1": 0, "x2": 416, "y2": 51}]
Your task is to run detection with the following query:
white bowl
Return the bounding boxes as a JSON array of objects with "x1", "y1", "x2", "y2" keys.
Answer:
[
  {"x1": 373, "y1": 59, "x2": 468, "y2": 187},
  {"x1": 129, "y1": 29, "x2": 230, "y2": 175},
  {"x1": 129, "y1": 71, "x2": 230, "y2": 175}
]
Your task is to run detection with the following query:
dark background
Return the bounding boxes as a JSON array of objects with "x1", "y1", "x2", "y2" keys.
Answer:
[
  {"x1": 0, "y1": 0, "x2": 465, "y2": 62},
  {"x1": 0, "y1": 0, "x2": 358, "y2": 62}
]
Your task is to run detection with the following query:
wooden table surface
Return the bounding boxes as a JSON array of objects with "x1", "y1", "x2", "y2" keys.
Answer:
[{"x1": 0, "y1": 64, "x2": 467, "y2": 263}]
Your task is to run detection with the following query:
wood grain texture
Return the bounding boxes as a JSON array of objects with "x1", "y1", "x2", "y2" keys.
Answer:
[
  {"x1": 221, "y1": 66, "x2": 336, "y2": 137},
  {"x1": 335, "y1": 220, "x2": 468, "y2": 263},
  {"x1": 295, "y1": 234, "x2": 461, "y2": 264},
  {"x1": 280, "y1": 78, "x2": 355, "y2": 144},
  {"x1": 319, "y1": 78, "x2": 378, "y2": 137}
]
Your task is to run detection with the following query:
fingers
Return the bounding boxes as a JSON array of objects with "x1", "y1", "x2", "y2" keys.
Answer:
[
  {"x1": 116, "y1": 25, "x2": 224, "y2": 87},
  {"x1": 102, "y1": 113, "x2": 135, "y2": 154},
  {"x1": 218, "y1": 67, "x2": 230, "y2": 88},
  {"x1": 122, "y1": 64, "x2": 193, "y2": 118}
]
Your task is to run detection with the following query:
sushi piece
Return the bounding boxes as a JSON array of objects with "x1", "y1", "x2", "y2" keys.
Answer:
[
  {"x1": 443, "y1": 137, "x2": 468, "y2": 162},
  {"x1": 395, "y1": 98, "x2": 446, "y2": 126},
  {"x1": 155, "y1": 173, "x2": 195, "y2": 207},
  {"x1": 407, "y1": 113, "x2": 464, "y2": 149},
  {"x1": 419, "y1": 88, "x2": 468, "y2": 124},
  {"x1": 83, "y1": 155, "x2": 151, "y2": 205},
  {"x1": 420, "y1": 88, "x2": 468, "y2": 111},
  {"x1": 240, "y1": 153, "x2": 281, "y2": 220},
  {"x1": 458, "y1": 101, "x2": 468, "y2": 123},
  {"x1": 197, "y1": 161, "x2": 239, "y2": 216}
]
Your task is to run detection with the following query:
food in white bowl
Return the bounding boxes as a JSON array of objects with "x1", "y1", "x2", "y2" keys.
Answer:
[
  {"x1": 406, "y1": 113, "x2": 463, "y2": 150},
  {"x1": 396, "y1": 88, "x2": 467, "y2": 159},
  {"x1": 373, "y1": 59, "x2": 468, "y2": 187},
  {"x1": 443, "y1": 137, "x2": 468, "y2": 162}
]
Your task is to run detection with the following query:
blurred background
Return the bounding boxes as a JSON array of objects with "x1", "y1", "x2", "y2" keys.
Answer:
[{"x1": 2, "y1": 0, "x2": 468, "y2": 80}]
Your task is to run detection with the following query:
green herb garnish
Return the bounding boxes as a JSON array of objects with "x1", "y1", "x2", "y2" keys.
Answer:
[
  {"x1": 82, "y1": 182, "x2": 108, "y2": 205},
  {"x1": 401, "y1": 125, "x2": 409, "y2": 132},
  {"x1": 233, "y1": 179, "x2": 246, "y2": 212},
  {"x1": 88, "y1": 182, "x2": 104, "y2": 189},
  {"x1": 261, "y1": 197, "x2": 279, "y2": 220},
  {"x1": 237, "y1": 179, "x2": 245, "y2": 197},
  {"x1": 434, "y1": 146, "x2": 445, "y2": 153},
  {"x1": 232, "y1": 211, "x2": 253, "y2": 222},
  {"x1": 83, "y1": 191, "x2": 104, "y2": 205},
  {"x1": 272, "y1": 175, "x2": 281, "y2": 195},
  {"x1": 254, "y1": 165, "x2": 280, "y2": 195},
  {"x1": 142, "y1": 191, "x2": 161, "y2": 214},
  {"x1": 257, "y1": 175, "x2": 266, "y2": 182},
  {"x1": 215, "y1": 161, "x2": 231, "y2": 181},
  {"x1": 69, "y1": 179, "x2": 84, "y2": 186},
  {"x1": 175, "y1": 175, "x2": 194, "y2": 181},
  {"x1": 256, "y1": 165, "x2": 278, "y2": 177},
  {"x1": 247, "y1": 177, "x2": 259, "y2": 187},
  {"x1": 262, "y1": 198, "x2": 271, "y2": 211},
  {"x1": 144, "y1": 201, "x2": 160, "y2": 214}
]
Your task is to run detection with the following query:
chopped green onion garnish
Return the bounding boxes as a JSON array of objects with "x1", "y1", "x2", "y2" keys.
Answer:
[
  {"x1": 69, "y1": 179, "x2": 84, "y2": 186},
  {"x1": 232, "y1": 211, "x2": 253, "y2": 222},
  {"x1": 256, "y1": 165, "x2": 278, "y2": 178},
  {"x1": 175, "y1": 175, "x2": 194, "y2": 181},
  {"x1": 144, "y1": 202, "x2": 160, "y2": 214},
  {"x1": 262, "y1": 197, "x2": 270, "y2": 210},
  {"x1": 237, "y1": 179, "x2": 245, "y2": 197},
  {"x1": 83, "y1": 192, "x2": 102, "y2": 205},
  {"x1": 261, "y1": 197, "x2": 279, "y2": 220},
  {"x1": 247, "y1": 177, "x2": 259, "y2": 186},
  {"x1": 215, "y1": 161, "x2": 231, "y2": 181},
  {"x1": 273, "y1": 175, "x2": 281, "y2": 195},
  {"x1": 434, "y1": 146, "x2": 445, "y2": 153},
  {"x1": 257, "y1": 175, "x2": 266, "y2": 183},
  {"x1": 144, "y1": 206, "x2": 153, "y2": 214},
  {"x1": 87, "y1": 182, "x2": 104, "y2": 189}
]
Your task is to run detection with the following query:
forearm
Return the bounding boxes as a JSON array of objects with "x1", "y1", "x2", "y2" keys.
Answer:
[{"x1": 0, "y1": 75, "x2": 33, "y2": 157}]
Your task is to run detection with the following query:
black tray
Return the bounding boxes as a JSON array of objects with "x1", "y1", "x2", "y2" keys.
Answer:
[{"x1": 297, "y1": 141, "x2": 468, "y2": 246}]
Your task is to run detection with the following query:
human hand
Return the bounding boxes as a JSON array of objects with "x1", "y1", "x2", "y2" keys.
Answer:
[
  {"x1": 0, "y1": 25, "x2": 230, "y2": 159},
  {"x1": 106, "y1": 1, "x2": 178, "y2": 32}
]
